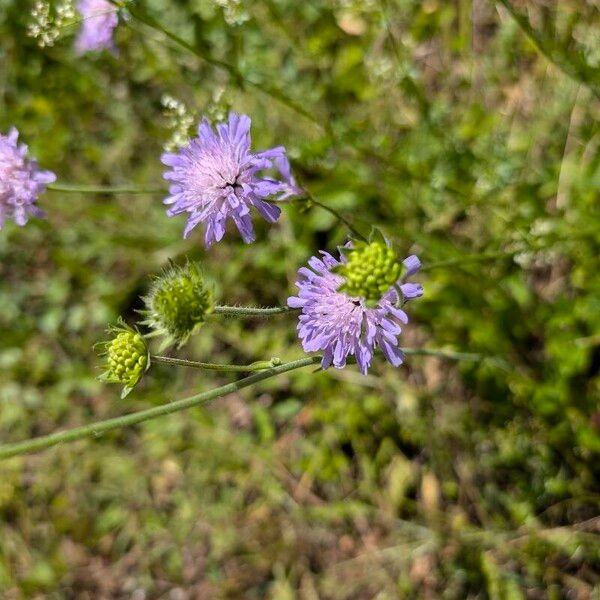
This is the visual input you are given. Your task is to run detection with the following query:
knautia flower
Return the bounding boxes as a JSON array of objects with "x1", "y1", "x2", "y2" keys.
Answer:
[
  {"x1": 0, "y1": 127, "x2": 56, "y2": 229},
  {"x1": 75, "y1": 0, "x2": 118, "y2": 54},
  {"x1": 141, "y1": 261, "x2": 215, "y2": 349},
  {"x1": 287, "y1": 242, "x2": 423, "y2": 374},
  {"x1": 161, "y1": 113, "x2": 302, "y2": 247},
  {"x1": 98, "y1": 322, "x2": 150, "y2": 398}
]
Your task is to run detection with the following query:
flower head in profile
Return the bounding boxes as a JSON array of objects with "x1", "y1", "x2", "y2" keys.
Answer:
[
  {"x1": 287, "y1": 241, "x2": 423, "y2": 375},
  {"x1": 0, "y1": 127, "x2": 56, "y2": 229},
  {"x1": 141, "y1": 260, "x2": 215, "y2": 349},
  {"x1": 161, "y1": 113, "x2": 302, "y2": 247},
  {"x1": 75, "y1": 0, "x2": 118, "y2": 54},
  {"x1": 98, "y1": 321, "x2": 150, "y2": 398}
]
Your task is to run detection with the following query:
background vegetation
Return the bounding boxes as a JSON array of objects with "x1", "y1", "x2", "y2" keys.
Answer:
[{"x1": 1, "y1": 0, "x2": 599, "y2": 597}]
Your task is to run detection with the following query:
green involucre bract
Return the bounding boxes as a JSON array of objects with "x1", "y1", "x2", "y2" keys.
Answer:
[{"x1": 142, "y1": 261, "x2": 215, "y2": 348}]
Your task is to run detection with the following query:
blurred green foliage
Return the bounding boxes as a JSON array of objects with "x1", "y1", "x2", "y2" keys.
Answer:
[{"x1": 1, "y1": 0, "x2": 599, "y2": 597}]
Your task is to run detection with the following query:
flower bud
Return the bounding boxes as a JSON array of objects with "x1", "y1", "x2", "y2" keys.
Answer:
[
  {"x1": 142, "y1": 261, "x2": 215, "y2": 349},
  {"x1": 98, "y1": 322, "x2": 150, "y2": 398}
]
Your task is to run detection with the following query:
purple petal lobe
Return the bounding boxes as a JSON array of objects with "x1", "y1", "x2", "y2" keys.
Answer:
[
  {"x1": 161, "y1": 112, "x2": 301, "y2": 247},
  {"x1": 0, "y1": 127, "x2": 55, "y2": 229}
]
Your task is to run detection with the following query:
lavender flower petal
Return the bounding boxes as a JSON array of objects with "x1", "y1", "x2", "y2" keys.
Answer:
[
  {"x1": 161, "y1": 113, "x2": 301, "y2": 247},
  {"x1": 288, "y1": 248, "x2": 423, "y2": 374},
  {"x1": 0, "y1": 128, "x2": 55, "y2": 229}
]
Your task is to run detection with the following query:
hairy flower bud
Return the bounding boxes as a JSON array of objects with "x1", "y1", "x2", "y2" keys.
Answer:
[
  {"x1": 98, "y1": 322, "x2": 150, "y2": 398},
  {"x1": 142, "y1": 261, "x2": 215, "y2": 349},
  {"x1": 337, "y1": 241, "x2": 402, "y2": 304}
]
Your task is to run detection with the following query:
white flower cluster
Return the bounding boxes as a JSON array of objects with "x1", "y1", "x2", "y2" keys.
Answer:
[
  {"x1": 205, "y1": 87, "x2": 230, "y2": 123},
  {"x1": 213, "y1": 0, "x2": 249, "y2": 26},
  {"x1": 161, "y1": 95, "x2": 195, "y2": 152},
  {"x1": 27, "y1": 0, "x2": 76, "y2": 48}
]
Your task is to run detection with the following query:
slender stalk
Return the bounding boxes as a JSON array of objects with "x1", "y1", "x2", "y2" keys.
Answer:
[
  {"x1": 214, "y1": 305, "x2": 296, "y2": 317},
  {"x1": 48, "y1": 183, "x2": 165, "y2": 194},
  {"x1": 402, "y1": 348, "x2": 481, "y2": 361},
  {"x1": 152, "y1": 355, "x2": 281, "y2": 372},
  {"x1": 304, "y1": 194, "x2": 367, "y2": 242},
  {"x1": 421, "y1": 251, "x2": 514, "y2": 272},
  {"x1": 0, "y1": 347, "x2": 496, "y2": 460},
  {"x1": 108, "y1": 0, "x2": 322, "y2": 128},
  {"x1": 496, "y1": 0, "x2": 600, "y2": 98},
  {"x1": 0, "y1": 356, "x2": 322, "y2": 461},
  {"x1": 276, "y1": 193, "x2": 367, "y2": 242}
]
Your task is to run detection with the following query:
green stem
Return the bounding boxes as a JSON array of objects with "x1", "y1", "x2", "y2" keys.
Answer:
[
  {"x1": 277, "y1": 193, "x2": 367, "y2": 242},
  {"x1": 0, "y1": 356, "x2": 322, "y2": 461},
  {"x1": 304, "y1": 194, "x2": 367, "y2": 242},
  {"x1": 0, "y1": 347, "x2": 494, "y2": 460},
  {"x1": 109, "y1": 0, "x2": 322, "y2": 128},
  {"x1": 152, "y1": 355, "x2": 281, "y2": 372},
  {"x1": 402, "y1": 348, "x2": 481, "y2": 361},
  {"x1": 421, "y1": 251, "x2": 515, "y2": 272},
  {"x1": 496, "y1": 0, "x2": 600, "y2": 98},
  {"x1": 48, "y1": 183, "x2": 165, "y2": 194},
  {"x1": 214, "y1": 305, "x2": 296, "y2": 317}
]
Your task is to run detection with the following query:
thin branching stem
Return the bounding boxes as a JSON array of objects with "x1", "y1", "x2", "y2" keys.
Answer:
[
  {"x1": 0, "y1": 348, "x2": 494, "y2": 460},
  {"x1": 107, "y1": 0, "x2": 322, "y2": 129},
  {"x1": 496, "y1": 0, "x2": 600, "y2": 98},
  {"x1": 48, "y1": 183, "x2": 165, "y2": 194},
  {"x1": 421, "y1": 252, "x2": 515, "y2": 271},
  {"x1": 0, "y1": 356, "x2": 322, "y2": 461},
  {"x1": 303, "y1": 193, "x2": 367, "y2": 242},
  {"x1": 152, "y1": 355, "x2": 281, "y2": 371}
]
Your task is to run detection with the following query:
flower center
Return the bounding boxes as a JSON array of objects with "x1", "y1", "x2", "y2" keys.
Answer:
[
  {"x1": 337, "y1": 242, "x2": 401, "y2": 303},
  {"x1": 107, "y1": 331, "x2": 148, "y2": 386}
]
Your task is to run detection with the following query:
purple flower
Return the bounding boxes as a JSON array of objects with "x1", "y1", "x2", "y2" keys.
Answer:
[
  {"x1": 161, "y1": 113, "x2": 301, "y2": 247},
  {"x1": 287, "y1": 246, "x2": 423, "y2": 375},
  {"x1": 75, "y1": 0, "x2": 119, "y2": 54},
  {"x1": 0, "y1": 128, "x2": 56, "y2": 229}
]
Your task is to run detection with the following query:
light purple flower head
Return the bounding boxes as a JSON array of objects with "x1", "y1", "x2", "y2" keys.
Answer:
[
  {"x1": 161, "y1": 113, "x2": 302, "y2": 248},
  {"x1": 288, "y1": 243, "x2": 423, "y2": 375},
  {"x1": 0, "y1": 128, "x2": 56, "y2": 229},
  {"x1": 75, "y1": 0, "x2": 119, "y2": 54}
]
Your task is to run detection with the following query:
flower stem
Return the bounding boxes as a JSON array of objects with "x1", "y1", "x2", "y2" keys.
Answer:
[
  {"x1": 47, "y1": 183, "x2": 165, "y2": 194},
  {"x1": 305, "y1": 195, "x2": 367, "y2": 242},
  {"x1": 0, "y1": 348, "x2": 495, "y2": 460},
  {"x1": 421, "y1": 252, "x2": 514, "y2": 271},
  {"x1": 402, "y1": 348, "x2": 481, "y2": 361},
  {"x1": 214, "y1": 305, "x2": 296, "y2": 317},
  {"x1": 109, "y1": 0, "x2": 322, "y2": 128},
  {"x1": 152, "y1": 355, "x2": 282, "y2": 372},
  {"x1": 0, "y1": 356, "x2": 322, "y2": 461}
]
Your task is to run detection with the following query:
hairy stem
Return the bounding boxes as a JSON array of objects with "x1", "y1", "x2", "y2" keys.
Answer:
[
  {"x1": 0, "y1": 348, "x2": 494, "y2": 460},
  {"x1": 152, "y1": 355, "x2": 282, "y2": 371},
  {"x1": 0, "y1": 356, "x2": 322, "y2": 461},
  {"x1": 214, "y1": 305, "x2": 296, "y2": 317},
  {"x1": 48, "y1": 183, "x2": 165, "y2": 194}
]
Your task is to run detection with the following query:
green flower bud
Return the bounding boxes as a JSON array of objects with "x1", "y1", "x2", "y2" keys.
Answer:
[
  {"x1": 142, "y1": 260, "x2": 215, "y2": 349},
  {"x1": 98, "y1": 321, "x2": 150, "y2": 398},
  {"x1": 337, "y1": 242, "x2": 402, "y2": 305}
]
